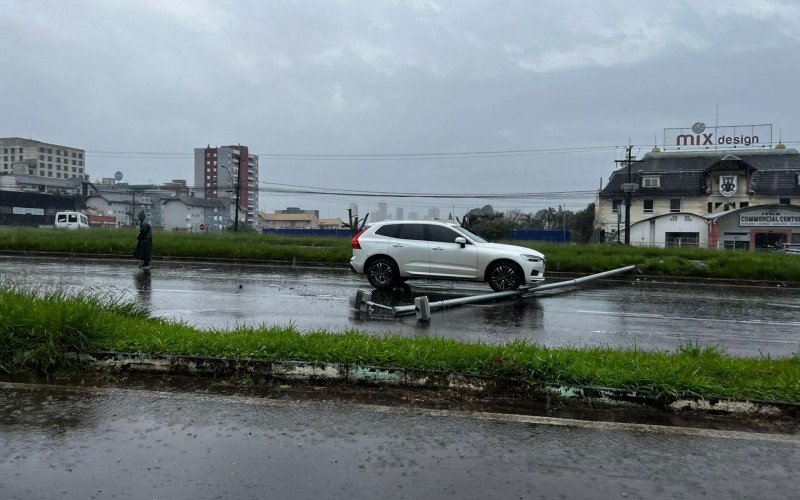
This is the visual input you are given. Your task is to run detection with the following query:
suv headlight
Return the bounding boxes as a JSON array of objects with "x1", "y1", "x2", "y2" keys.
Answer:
[{"x1": 521, "y1": 254, "x2": 543, "y2": 263}]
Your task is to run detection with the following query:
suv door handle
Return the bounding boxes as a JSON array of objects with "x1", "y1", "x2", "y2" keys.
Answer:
[
  {"x1": 392, "y1": 244, "x2": 404, "y2": 247},
  {"x1": 432, "y1": 246, "x2": 443, "y2": 251}
]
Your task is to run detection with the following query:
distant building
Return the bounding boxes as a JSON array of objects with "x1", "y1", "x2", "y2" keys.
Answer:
[
  {"x1": 425, "y1": 207, "x2": 441, "y2": 220},
  {"x1": 1, "y1": 137, "x2": 88, "y2": 180},
  {"x1": 0, "y1": 173, "x2": 95, "y2": 198},
  {"x1": 395, "y1": 207, "x2": 404, "y2": 220},
  {"x1": 349, "y1": 203, "x2": 359, "y2": 218},
  {"x1": 86, "y1": 191, "x2": 154, "y2": 226},
  {"x1": 596, "y1": 143, "x2": 800, "y2": 249},
  {"x1": 85, "y1": 180, "x2": 190, "y2": 227},
  {"x1": 276, "y1": 206, "x2": 319, "y2": 218},
  {"x1": 408, "y1": 211, "x2": 418, "y2": 220},
  {"x1": 259, "y1": 210, "x2": 343, "y2": 230},
  {"x1": 161, "y1": 195, "x2": 235, "y2": 232},
  {"x1": 376, "y1": 202, "x2": 388, "y2": 221},
  {"x1": 194, "y1": 145, "x2": 259, "y2": 227}
]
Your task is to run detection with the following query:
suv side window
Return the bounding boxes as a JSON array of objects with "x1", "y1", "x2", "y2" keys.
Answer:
[
  {"x1": 396, "y1": 224, "x2": 425, "y2": 241},
  {"x1": 375, "y1": 224, "x2": 400, "y2": 237},
  {"x1": 426, "y1": 224, "x2": 463, "y2": 243}
]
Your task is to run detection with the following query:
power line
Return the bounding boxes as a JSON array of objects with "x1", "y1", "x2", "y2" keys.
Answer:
[{"x1": 84, "y1": 139, "x2": 800, "y2": 161}]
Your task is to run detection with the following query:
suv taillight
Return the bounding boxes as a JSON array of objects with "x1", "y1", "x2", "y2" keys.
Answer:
[{"x1": 352, "y1": 229, "x2": 366, "y2": 249}]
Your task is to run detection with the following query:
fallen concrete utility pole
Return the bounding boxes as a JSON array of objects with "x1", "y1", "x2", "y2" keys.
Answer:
[{"x1": 389, "y1": 265, "x2": 638, "y2": 319}]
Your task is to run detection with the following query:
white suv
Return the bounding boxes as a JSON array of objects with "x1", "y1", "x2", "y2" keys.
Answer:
[{"x1": 350, "y1": 221, "x2": 545, "y2": 292}]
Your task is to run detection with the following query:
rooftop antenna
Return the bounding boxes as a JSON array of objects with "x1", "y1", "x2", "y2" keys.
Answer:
[
  {"x1": 651, "y1": 134, "x2": 661, "y2": 153},
  {"x1": 714, "y1": 102, "x2": 719, "y2": 150}
]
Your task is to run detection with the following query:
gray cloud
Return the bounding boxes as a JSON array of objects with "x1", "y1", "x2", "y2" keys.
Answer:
[{"x1": 2, "y1": 0, "x2": 798, "y2": 217}]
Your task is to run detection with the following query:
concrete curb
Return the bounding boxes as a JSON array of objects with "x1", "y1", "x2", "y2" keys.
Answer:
[{"x1": 78, "y1": 351, "x2": 798, "y2": 419}]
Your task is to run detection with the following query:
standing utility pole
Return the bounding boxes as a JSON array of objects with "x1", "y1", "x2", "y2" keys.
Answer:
[
  {"x1": 230, "y1": 152, "x2": 241, "y2": 233},
  {"x1": 615, "y1": 146, "x2": 641, "y2": 245}
]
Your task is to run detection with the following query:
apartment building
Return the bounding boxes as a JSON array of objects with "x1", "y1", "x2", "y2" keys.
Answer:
[
  {"x1": 193, "y1": 145, "x2": 259, "y2": 227},
  {"x1": 1, "y1": 137, "x2": 88, "y2": 180}
]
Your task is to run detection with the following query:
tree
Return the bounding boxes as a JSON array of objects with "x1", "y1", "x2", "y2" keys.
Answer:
[
  {"x1": 458, "y1": 205, "x2": 516, "y2": 241},
  {"x1": 343, "y1": 209, "x2": 369, "y2": 236}
]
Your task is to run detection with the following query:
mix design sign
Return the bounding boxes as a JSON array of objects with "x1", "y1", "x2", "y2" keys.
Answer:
[
  {"x1": 739, "y1": 210, "x2": 800, "y2": 227},
  {"x1": 663, "y1": 123, "x2": 772, "y2": 150}
]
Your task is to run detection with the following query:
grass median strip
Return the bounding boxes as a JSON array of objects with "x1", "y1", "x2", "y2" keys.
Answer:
[{"x1": 1, "y1": 285, "x2": 798, "y2": 402}]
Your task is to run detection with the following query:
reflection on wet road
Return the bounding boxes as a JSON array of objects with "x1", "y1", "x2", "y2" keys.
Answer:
[{"x1": 2, "y1": 257, "x2": 799, "y2": 357}]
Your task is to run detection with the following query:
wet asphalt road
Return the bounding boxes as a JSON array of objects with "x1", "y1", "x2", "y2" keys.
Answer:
[
  {"x1": 1, "y1": 383, "x2": 798, "y2": 499},
  {"x1": 0, "y1": 257, "x2": 800, "y2": 357},
  {"x1": 1, "y1": 256, "x2": 800, "y2": 357}
]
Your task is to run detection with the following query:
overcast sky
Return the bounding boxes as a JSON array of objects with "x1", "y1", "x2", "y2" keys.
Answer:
[{"x1": 2, "y1": 0, "x2": 799, "y2": 219}]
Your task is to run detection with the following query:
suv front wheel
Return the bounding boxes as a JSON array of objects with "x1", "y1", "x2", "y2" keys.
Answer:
[
  {"x1": 487, "y1": 261, "x2": 523, "y2": 292},
  {"x1": 366, "y1": 257, "x2": 398, "y2": 290}
]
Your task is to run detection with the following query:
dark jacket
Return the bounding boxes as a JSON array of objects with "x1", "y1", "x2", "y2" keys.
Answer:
[{"x1": 133, "y1": 220, "x2": 153, "y2": 263}]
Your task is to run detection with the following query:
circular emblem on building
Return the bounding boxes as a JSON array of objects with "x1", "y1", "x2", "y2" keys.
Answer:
[
  {"x1": 692, "y1": 122, "x2": 706, "y2": 134},
  {"x1": 114, "y1": 171, "x2": 123, "y2": 181}
]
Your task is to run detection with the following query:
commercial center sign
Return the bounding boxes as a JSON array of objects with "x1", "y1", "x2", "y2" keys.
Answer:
[
  {"x1": 663, "y1": 123, "x2": 772, "y2": 150},
  {"x1": 740, "y1": 209, "x2": 800, "y2": 227}
]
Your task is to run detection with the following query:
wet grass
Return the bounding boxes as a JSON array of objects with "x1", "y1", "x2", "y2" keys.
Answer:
[
  {"x1": 0, "y1": 228, "x2": 350, "y2": 263},
  {"x1": 517, "y1": 242, "x2": 800, "y2": 282},
  {"x1": 1, "y1": 284, "x2": 798, "y2": 402},
  {"x1": 1, "y1": 227, "x2": 799, "y2": 280}
]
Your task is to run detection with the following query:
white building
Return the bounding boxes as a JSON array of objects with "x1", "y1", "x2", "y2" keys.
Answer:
[
  {"x1": 596, "y1": 141, "x2": 800, "y2": 248},
  {"x1": 161, "y1": 196, "x2": 235, "y2": 232},
  {"x1": 86, "y1": 191, "x2": 154, "y2": 226},
  {"x1": 1, "y1": 137, "x2": 88, "y2": 180}
]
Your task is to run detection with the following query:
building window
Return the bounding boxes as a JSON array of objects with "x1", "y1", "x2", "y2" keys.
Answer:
[
  {"x1": 48, "y1": 171, "x2": 52, "y2": 177},
  {"x1": 612, "y1": 199, "x2": 621, "y2": 213},
  {"x1": 706, "y1": 202, "x2": 713, "y2": 213},
  {"x1": 39, "y1": 155, "x2": 44, "y2": 160},
  {"x1": 643, "y1": 199, "x2": 654, "y2": 213},
  {"x1": 48, "y1": 156, "x2": 52, "y2": 161},
  {"x1": 642, "y1": 176, "x2": 660, "y2": 188},
  {"x1": 72, "y1": 160, "x2": 76, "y2": 165},
  {"x1": 78, "y1": 153, "x2": 83, "y2": 159},
  {"x1": 47, "y1": 163, "x2": 52, "y2": 168},
  {"x1": 779, "y1": 198, "x2": 790, "y2": 205},
  {"x1": 670, "y1": 199, "x2": 681, "y2": 213},
  {"x1": 79, "y1": 161, "x2": 83, "y2": 166},
  {"x1": 47, "y1": 148, "x2": 52, "y2": 154},
  {"x1": 56, "y1": 158, "x2": 61, "y2": 163},
  {"x1": 739, "y1": 202, "x2": 749, "y2": 208},
  {"x1": 38, "y1": 147, "x2": 44, "y2": 152}
]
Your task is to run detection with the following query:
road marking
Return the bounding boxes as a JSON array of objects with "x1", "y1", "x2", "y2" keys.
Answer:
[
  {"x1": 1, "y1": 381, "x2": 797, "y2": 444},
  {"x1": 574, "y1": 309, "x2": 800, "y2": 327}
]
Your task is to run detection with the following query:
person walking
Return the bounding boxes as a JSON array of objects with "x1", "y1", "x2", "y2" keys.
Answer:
[{"x1": 133, "y1": 211, "x2": 153, "y2": 269}]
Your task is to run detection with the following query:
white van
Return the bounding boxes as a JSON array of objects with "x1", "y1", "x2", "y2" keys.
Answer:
[{"x1": 55, "y1": 211, "x2": 90, "y2": 229}]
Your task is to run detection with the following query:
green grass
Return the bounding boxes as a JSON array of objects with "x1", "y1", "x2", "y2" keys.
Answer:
[
  {"x1": 0, "y1": 228, "x2": 351, "y2": 263},
  {"x1": 1, "y1": 284, "x2": 798, "y2": 402},
  {"x1": 1, "y1": 227, "x2": 799, "y2": 281}
]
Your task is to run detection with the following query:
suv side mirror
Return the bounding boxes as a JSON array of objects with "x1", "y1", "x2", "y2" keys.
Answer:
[{"x1": 454, "y1": 237, "x2": 467, "y2": 248}]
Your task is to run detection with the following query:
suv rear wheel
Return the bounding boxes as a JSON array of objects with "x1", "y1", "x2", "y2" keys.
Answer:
[
  {"x1": 487, "y1": 261, "x2": 523, "y2": 292},
  {"x1": 366, "y1": 257, "x2": 398, "y2": 290}
]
